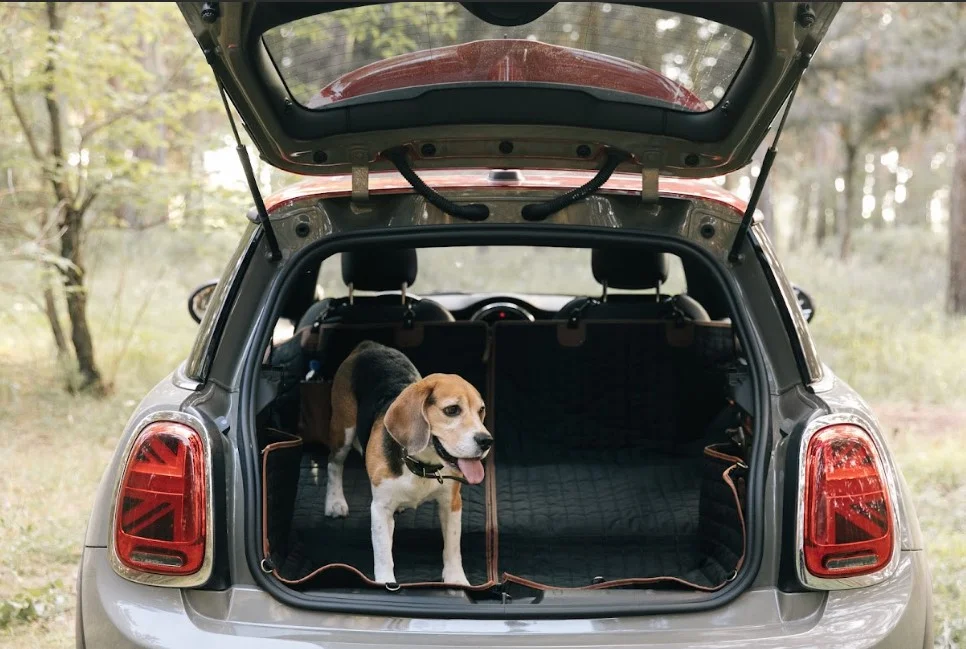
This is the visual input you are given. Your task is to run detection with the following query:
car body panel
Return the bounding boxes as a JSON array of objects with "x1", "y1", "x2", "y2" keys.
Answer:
[
  {"x1": 177, "y1": 1, "x2": 841, "y2": 178},
  {"x1": 78, "y1": 200, "x2": 933, "y2": 641},
  {"x1": 79, "y1": 545, "x2": 931, "y2": 648},
  {"x1": 261, "y1": 170, "x2": 749, "y2": 214}
]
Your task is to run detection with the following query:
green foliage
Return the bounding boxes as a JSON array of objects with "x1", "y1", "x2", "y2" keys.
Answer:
[
  {"x1": 0, "y1": 2, "x2": 231, "y2": 229},
  {"x1": 783, "y1": 227, "x2": 966, "y2": 406},
  {"x1": 0, "y1": 581, "x2": 67, "y2": 630}
]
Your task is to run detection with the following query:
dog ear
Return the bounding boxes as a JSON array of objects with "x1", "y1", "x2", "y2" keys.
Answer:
[{"x1": 384, "y1": 379, "x2": 435, "y2": 455}]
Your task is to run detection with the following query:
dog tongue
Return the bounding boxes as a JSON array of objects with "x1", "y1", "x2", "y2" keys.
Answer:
[{"x1": 457, "y1": 458, "x2": 485, "y2": 485}]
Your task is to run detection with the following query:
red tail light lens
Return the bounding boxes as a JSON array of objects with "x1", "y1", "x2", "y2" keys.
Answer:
[
  {"x1": 803, "y1": 424, "x2": 894, "y2": 578},
  {"x1": 113, "y1": 421, "x2": 207, "y2": 575}
]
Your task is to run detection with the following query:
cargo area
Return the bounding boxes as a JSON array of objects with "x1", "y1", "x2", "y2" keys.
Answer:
[{"x1": 256, "y1": 317, "x2": 751, "y2": 593}]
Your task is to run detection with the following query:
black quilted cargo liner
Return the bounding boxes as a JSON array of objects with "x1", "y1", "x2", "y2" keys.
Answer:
[
  {"x1": 266, "y1": 445, "x2": 492, "y2": 588},
  {"x1": 258, "y1": 319, "x2": 746, "y2": 592},
  {"x1": 261, "y1": 441, "x2": 744, "y2": 591},
  {"x1": 494, "y1": 447, "x2": 745, "y2": 590}
]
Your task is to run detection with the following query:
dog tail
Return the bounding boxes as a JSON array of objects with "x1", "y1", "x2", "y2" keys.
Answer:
[{"x1": 352, "y1": 436, "x2": 364, "y2": 457}]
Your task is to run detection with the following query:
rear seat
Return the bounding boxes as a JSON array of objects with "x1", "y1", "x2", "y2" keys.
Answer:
[
  {"x1": 554, "y1": 248, "x2": 711, "y2": 324},
  {"x1": 491, "y1": 319, "x2": 736, "y2": 462},
  {"x1": 306, "y1": 322, "x2": 489, "y2": 396}
]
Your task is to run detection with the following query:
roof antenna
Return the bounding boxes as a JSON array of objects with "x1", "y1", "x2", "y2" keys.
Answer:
[
  {"x1": 728, "y1": 55, "x2": 809, "y2": 264},
  {"x1": 216, "y1": 81, "x2": 282, "y2": 262}
]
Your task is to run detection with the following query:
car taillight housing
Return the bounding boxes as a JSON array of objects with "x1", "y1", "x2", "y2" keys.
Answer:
[
  {"x1": 802, "y1": 423, "x2": 894, "y2": 580},
  {"x1": 113, "y1": 421, "x2": 208, "y2": 578}
]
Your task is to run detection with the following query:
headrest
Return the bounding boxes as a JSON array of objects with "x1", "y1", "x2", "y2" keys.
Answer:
[
  {"x1": 591, "y1": 248, "x2": 668, "y2": 290},
  {"x1": 341, "y1": 248, "x2": 417, "y2": 292}
]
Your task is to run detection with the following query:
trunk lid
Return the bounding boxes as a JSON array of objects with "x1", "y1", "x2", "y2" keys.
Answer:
[{"x1": 179, "y1": 1, "x2": 839, "y2": 179}]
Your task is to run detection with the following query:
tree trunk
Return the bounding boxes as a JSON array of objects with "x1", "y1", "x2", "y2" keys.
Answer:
[
  {"x1": 948, "y1": 83, "x2": 966, "y2": 315},
  {"x1": 43, "y1": 280, "x2": 70, "y2": 359},
  {"x1": 840, "y1": 142, "x2": 859, "y2": 260},
  {"x1": 44, "y1": 2, "x2": 106, "y2": 395},
  {"x1": 60, "y1": 206, "x2": 105, "y2": 394},
  {"x1": 815, "y1": 182, "x2": 827, "y2": 245},
  {"x1": 794, "y1": 179, "x2": 811, "y2": 248}
]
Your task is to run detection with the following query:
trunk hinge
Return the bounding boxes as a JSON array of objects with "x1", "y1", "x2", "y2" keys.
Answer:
[
  {"x1": 641, "y1": 167, "x2": 659, "y2": 204},
  {"x1": 351, "y1": 165, "x2": 370, "y2": 203},
  {"x1": 216, "y1": 81, "x2": 282, "y2": 262},
  {"x1": 727, "y1": 53, "x2": 810, "y2": 264}
]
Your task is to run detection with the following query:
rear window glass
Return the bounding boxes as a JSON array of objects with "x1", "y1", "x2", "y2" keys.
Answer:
[
  {"x1": 262, "y1": 3, "x2": 753, "y2": 112},
  {"x1": 315, "y1": 246, "x2": 687, "y2": 298}
]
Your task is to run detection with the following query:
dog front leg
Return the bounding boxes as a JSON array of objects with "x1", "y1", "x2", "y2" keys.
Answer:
[
  {"x1": 438, "y1": 484, "x2": 469, "y2": 586},
  {"x1": 370, "y1": 493, "x2": 397, "y2": 584}
]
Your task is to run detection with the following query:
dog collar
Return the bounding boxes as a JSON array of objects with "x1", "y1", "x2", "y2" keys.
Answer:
[{"x1": 402, "y1": 453, "x2": 469, "y2": 485}]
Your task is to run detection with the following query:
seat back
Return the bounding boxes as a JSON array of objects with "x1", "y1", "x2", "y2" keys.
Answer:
[
  {"x1": 491, "y1": 319, "x2": 736, "y2": 463},
  {"x1": 296, "y1": 247, "x2": 453, "y2": 331},
  {"x1": 554, "y1": 248, "x2": 710, "y2": 323},
  {"x1": 309, "y1": 321, "x2": 490, "y2": 397}
]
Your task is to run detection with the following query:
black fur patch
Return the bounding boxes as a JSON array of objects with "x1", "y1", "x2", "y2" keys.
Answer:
[
  {"x1": 382, "y1": 424, "x2": 404, "y2": 476},
  {"x1": 350, "y1": 341, "x2": 420, "y2": 477}
]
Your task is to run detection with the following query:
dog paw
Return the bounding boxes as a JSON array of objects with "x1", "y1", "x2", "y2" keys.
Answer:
[
  {"x1": 375, "y1": 569, "x2": 397, "y2": 585},
  {"x1": 324, "y1": 497, "x2": 349, "y2": 518},
  {"x1": 442, "y1": 567, "x2": 470, "y2": 587}
]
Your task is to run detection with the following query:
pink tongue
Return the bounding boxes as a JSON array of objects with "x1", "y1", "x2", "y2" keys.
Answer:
[{"x1": 457, "y1": 458, "x2": 485, "y2": 485}]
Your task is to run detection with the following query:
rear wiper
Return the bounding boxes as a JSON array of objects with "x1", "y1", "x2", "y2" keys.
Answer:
[
  {"x1": 521, "y1": 149, "x2": 631, "y2": 221},
  {"x1": 383, "y1": 147, "x2": 490, "y2": 221}
]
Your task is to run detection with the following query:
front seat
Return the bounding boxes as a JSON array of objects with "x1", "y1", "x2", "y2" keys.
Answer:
[
  {"x1": 296, "y1": 247, "x2": 453, "y2": 330},
  {"x1": 554, "y1": 248, "x2": 710, "y2": 323}
]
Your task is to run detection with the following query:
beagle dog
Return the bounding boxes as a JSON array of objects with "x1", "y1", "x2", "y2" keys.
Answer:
[{"x1": 324, "y1": 340, "x2": 492, "y2": 586}]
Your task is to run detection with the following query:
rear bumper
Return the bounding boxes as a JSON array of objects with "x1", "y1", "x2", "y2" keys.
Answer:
[{"x1": 78, "y1": 547, "x2": 932, "y2": 648}]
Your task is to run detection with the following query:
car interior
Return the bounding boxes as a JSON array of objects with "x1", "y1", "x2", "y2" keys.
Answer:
[{"x1": 256, "y1": 243, "x2": 752, "y2": 597}]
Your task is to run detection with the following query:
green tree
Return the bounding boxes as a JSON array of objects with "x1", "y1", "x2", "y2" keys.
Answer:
[
  {"x1": 0, "y1": 2, "x2": 219, "y2": 394},
  {"x1": 789, "y1": 2, "x2": 965, "y2": 258}
]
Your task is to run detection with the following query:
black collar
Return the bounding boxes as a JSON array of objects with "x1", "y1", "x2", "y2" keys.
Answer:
[{"x1": 402, "y1": 452, "x2": 468, "y2": 485}]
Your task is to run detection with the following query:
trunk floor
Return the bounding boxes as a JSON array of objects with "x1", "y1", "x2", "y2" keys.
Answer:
[{"x1": 280, "y1": 450, "x2": 727, "y2": 588}]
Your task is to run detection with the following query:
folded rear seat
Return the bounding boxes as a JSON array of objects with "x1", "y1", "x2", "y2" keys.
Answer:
[{"x1": 490, "y1": 318, "x2": 743, "y2": 590}]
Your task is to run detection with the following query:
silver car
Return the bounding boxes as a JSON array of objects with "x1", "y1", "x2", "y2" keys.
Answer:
[{"x1": 77, "y1": 2, "x2": 934, "y2": 647}]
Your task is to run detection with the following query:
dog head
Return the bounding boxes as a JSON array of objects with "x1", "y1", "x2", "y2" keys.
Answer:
[{"x1": 384, "y1": 373, "x2": 492, "y2": 484}]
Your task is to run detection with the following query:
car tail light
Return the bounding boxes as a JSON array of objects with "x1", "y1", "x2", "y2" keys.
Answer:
[
  {"x1": 113, "y1": 421, "x2": 208, "y2": 577},
  {"x1": 802, "y1": 423, "x2": 894, "y2": 579}
]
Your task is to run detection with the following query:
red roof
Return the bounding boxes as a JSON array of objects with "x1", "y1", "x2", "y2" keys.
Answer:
[{"x1": 264, "y1": 169, "x2": 746, "y2": 215}]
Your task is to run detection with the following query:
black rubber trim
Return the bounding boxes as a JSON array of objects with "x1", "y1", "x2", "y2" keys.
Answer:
[
  {"x1": 184, "y1": 227, "x2": 263, "y2": 384},
  {"x1": 521, "y1": 150, "x2": 631, "y2": 221},
  {"x1": 384, "y1": 147, "x2": 489, "y2": 221},
  {"x1": 746, "y1": 227, "x2": 814, "y2": 387},
  {"x1": 236, "y1": 224, "x2": 773, "y2": 619}
]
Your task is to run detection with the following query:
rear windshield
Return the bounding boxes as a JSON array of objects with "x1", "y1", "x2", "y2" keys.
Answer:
[
  {"x1": 262, "y1": 3, "x2": 753, "y2": 112},
  {"x1": 315, "y1": 246, "x2": 687, "y2": 298}
]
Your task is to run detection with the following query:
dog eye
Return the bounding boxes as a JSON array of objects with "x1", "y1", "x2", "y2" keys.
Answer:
[
  {"x1": 442, "y1": 405, "x2": 461, "y2": 417},
  {"x1": 479, "y1": 407, "x2": 486, "y2": 419}
]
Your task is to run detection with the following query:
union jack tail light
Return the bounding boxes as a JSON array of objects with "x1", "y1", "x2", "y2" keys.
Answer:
[
  {"x1": 802, "y1": 423, "x2": 894, "y2": 579},
  {"x1": 113, "y1": 421, "x2": 207, "y2": 577}
]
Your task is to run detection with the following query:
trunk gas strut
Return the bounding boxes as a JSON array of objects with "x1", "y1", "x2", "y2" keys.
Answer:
[
  {"x1": 216, "y1": 80, "x2": 282, "y2": 262},
  {"x1": 728, "y1": 53, "x2": 809, "y2": 263}
]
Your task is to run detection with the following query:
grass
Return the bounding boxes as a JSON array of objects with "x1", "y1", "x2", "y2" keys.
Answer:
[{"x1": 0, "y1": 224, "x2": 964, "y2": 647}]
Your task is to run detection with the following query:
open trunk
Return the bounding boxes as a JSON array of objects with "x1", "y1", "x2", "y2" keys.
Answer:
[{"x1": 257, "y1": 316, "x2": 752, "y2": 594}]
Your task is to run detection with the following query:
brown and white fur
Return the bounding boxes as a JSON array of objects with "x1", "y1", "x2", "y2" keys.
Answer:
[{"x1": 324, "y1": 340, "x2": 492, "y2": 586}]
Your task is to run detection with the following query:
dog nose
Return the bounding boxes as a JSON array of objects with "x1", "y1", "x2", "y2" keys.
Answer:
[{"x1": 474, "y1": 433, "x2": 493, "y2": 452}]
